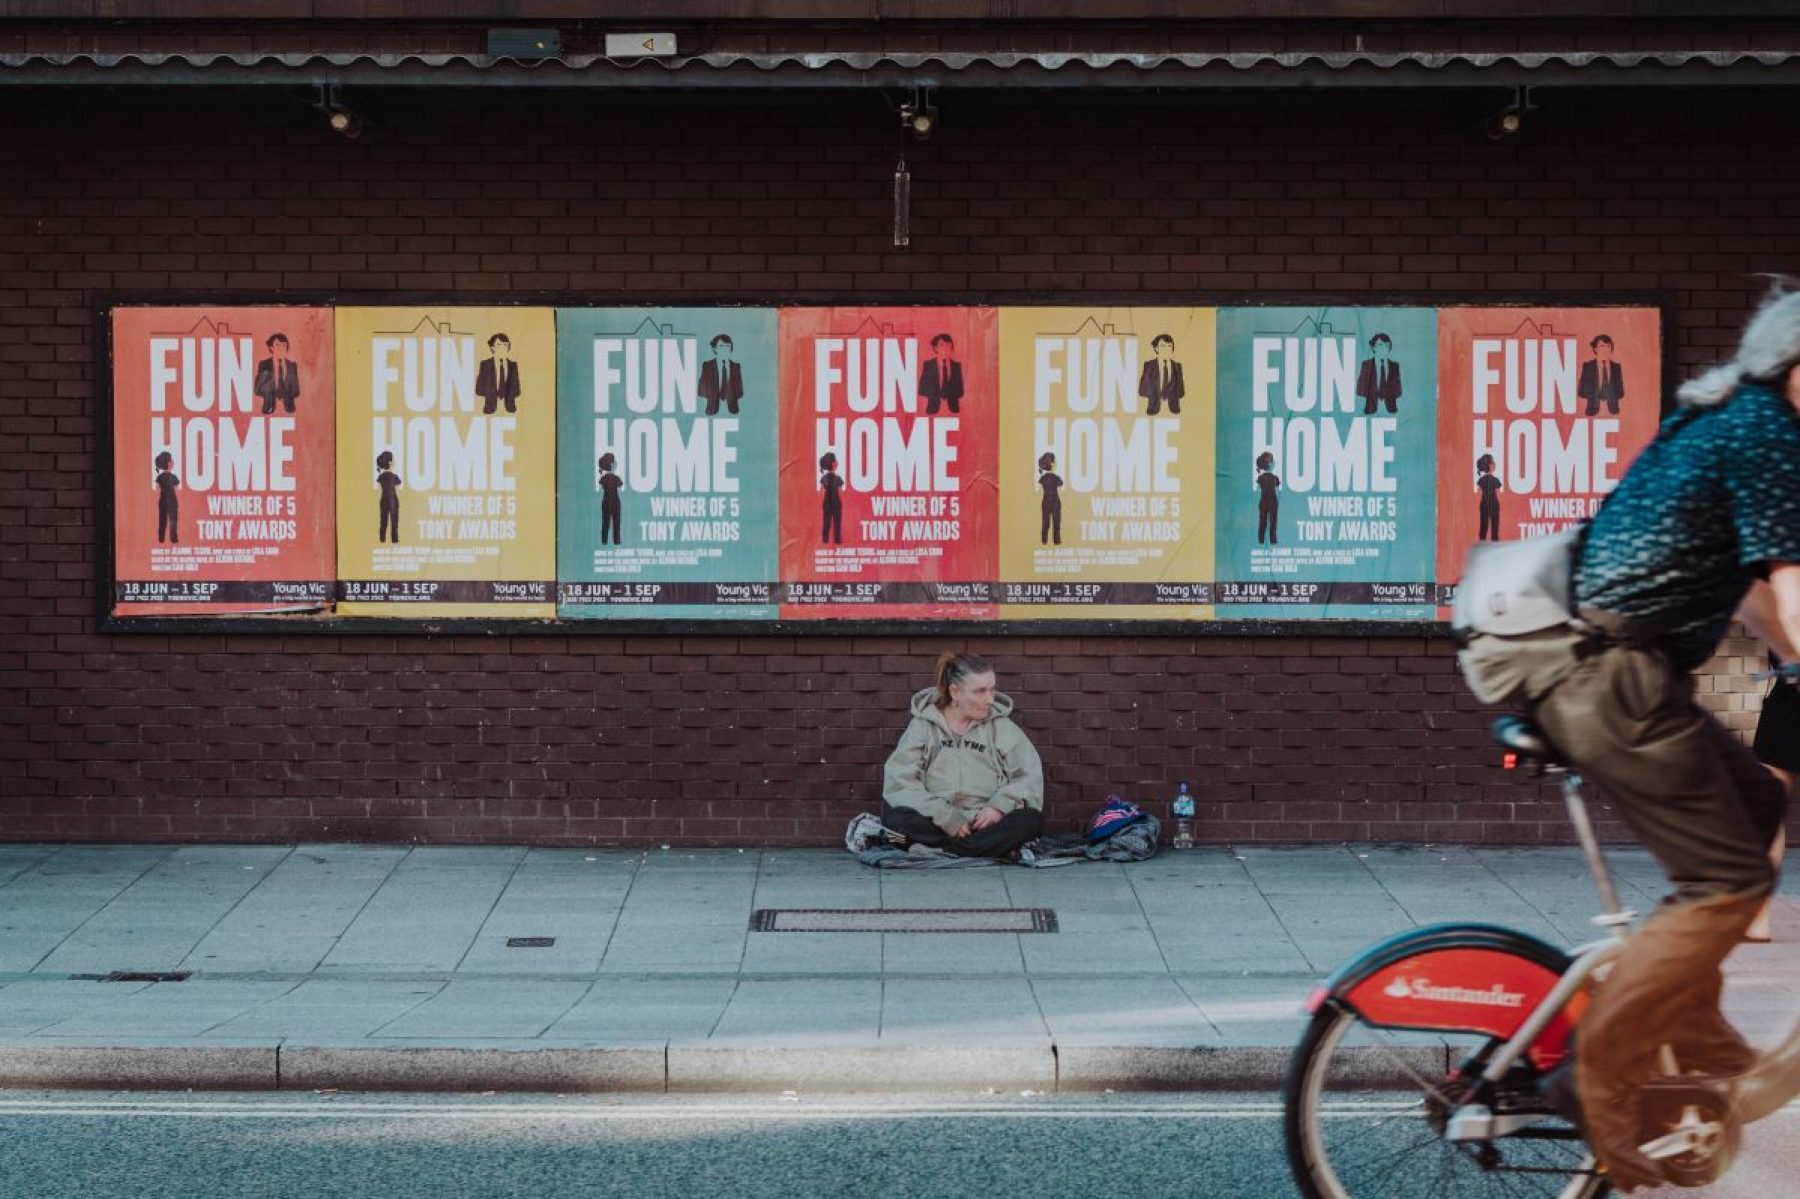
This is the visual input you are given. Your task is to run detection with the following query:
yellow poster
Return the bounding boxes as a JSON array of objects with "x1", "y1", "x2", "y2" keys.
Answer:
[
  {"x1": 998, "y1": 308, "x2": 1216, "y2": 620},
  {"x1": 335, "y1": 308, "x2": 557, "y2": 618}
]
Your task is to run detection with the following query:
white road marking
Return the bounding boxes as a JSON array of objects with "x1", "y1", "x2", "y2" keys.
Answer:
[
  {"x1": 0, "y1": 1098, "x2": 1335, "y2": 1121},
  {"x1": 0, "y1": 1096, "x2": 1786, "y2": 1126}
]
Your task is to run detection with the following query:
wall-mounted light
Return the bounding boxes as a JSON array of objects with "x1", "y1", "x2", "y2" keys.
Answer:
[
  {"x1": 1485, "y1": 87, "x2": 1535, "y2": 141},
  {"x1": 315, "y1": 83, "x2": 367, "y2": 141},
  {"x1": 900, "y1": 86, "x2": 938, "y2": 141}
]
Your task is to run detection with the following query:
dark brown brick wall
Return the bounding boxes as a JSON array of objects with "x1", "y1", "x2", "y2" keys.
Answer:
[{"x1": 0, "y1": 84, "x2": 1791, "y2": 846}]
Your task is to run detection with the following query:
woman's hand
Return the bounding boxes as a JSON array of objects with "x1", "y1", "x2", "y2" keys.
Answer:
[{"x1": 963, "y1": 806, "x2": 1003, "y2": 834}]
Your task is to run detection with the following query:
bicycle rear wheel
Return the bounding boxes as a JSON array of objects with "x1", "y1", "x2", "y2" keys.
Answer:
[{"x1": 1284, "y1": 998, "x2": 1608, "y2": 1199}]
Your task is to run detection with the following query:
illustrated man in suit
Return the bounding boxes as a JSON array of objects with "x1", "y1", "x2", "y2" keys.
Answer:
[
  {"x1": 1356, "y1": 333, "x2": 1402, "y2": 415},
  {"x1": 1137, "y1": 333, "x2": 1185, "y2": 416},
  {"x1": 698, "y1": 334, "x2": 744, "y2": 416},
  {"x1": 476, "y1": 333, "x2": 521, "y2": 415},
  {"x1": 919, "y1": 333, "x2": 964, "y2": 415},
  {"x1": 254, "y1": 333, "x2": 300, "y2": 415},
  {"x1": 1579, "y1": 334, "x2": 1626, "y2": 416}
]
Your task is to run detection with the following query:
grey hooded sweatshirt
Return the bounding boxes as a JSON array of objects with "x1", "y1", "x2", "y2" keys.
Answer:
[{"x1": 882, "y1": 688, "x2": 1045, "y2": 835}]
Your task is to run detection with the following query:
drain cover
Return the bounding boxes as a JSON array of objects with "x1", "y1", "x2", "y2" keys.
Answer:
[
  {"x1": 101, "y1": 970, "x2": 191, "y2": 983},
  {"x1": 505, "y1": 937, "x2": 556, "y2": 948},
  {"x1": 751, "y1": 908, "x2": 1057, "y2": 933}
]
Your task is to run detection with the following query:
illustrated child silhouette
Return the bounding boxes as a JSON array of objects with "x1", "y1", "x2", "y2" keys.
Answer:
[
  {"x1": 1037, "y1": 451, "x2": 1064, "y2": 546},
  {"x1": 598, "y1": 452, "x2": 624, "y2": 546},
  {"x1": 376, "y1": 451, "x2": 402, "y2": 544},
  {"x1": 1476, "y1": 452, "x2": 1504, "y2": 541},
  {"x1": 819, "y1": 451, "x2": 844, "y2": 545},
  {"x1": 154, "y1": 451, "x2": 180, "y2": 544},
  {"x1": 1255, "y1": 450, "x2": 1281, "y2": 545}
]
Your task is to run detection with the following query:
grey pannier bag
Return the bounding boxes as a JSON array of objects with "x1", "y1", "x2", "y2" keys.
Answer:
[{"x1": 1451, "y1": 526, "x2": 1597, "y2": 705}]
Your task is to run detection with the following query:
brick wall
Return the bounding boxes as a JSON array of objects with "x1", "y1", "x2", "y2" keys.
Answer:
[{"x1": 0, "y1": 84, "x2": 1791, "y2": 846}]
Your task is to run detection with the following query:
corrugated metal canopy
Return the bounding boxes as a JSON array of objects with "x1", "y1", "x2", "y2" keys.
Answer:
[{"x1": 2, "y1": 49, "x2": 1798, "y2": 87}]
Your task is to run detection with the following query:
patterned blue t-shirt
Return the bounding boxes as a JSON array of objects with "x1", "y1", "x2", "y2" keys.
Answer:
[{"x1": 1576, "y1": 383, "x2": 1800, "y2": 671}]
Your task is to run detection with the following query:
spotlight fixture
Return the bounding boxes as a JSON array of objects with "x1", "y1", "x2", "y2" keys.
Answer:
[
  {"x1": 314, "y1": 83, "x2": 367, "y2": 141},
  {"x1": 1484, "y1": 86, "x2": 1535, "y2": 141},
  {"x1": 899, "y1": 87, "x2": 938, "y2": 141}
]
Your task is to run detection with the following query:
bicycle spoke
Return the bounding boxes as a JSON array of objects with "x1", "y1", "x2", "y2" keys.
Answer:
[{"x1": 1290, "y1": 1003, "x2": 1602, "y2": 1199}]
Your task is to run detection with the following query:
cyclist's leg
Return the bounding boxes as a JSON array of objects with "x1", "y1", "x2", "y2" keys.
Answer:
[{"x1": 1533, "y1": 644, "x2": 1780, "y2": 1188}]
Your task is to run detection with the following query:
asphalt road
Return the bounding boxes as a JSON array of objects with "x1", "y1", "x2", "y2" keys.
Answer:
[{"x1": 0, "y1": 1090, "x2": 1795, "y2": 1198}]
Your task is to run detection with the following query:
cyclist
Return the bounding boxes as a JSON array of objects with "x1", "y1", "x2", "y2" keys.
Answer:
[{"x1": 1528, "y1": 285, "x2": 1800, "y2": 1191}]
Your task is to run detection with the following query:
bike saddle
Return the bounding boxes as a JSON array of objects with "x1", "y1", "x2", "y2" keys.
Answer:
[{"x1": 1491, "y1": 715, "x2": 1570, "y2": 768}]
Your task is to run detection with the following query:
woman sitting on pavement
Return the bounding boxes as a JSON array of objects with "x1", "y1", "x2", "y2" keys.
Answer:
[{"x1": 881, "y1": 651, "x2": 1045, "y2": 859}]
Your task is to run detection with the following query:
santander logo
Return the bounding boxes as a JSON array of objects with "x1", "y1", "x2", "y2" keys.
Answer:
[{"x1": 1381, "y1": 974, "x2": 1526, "y2": 1008}]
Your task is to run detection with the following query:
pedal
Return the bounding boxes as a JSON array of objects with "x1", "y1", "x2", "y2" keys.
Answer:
[{"x1": 1637, "y1": 1081, "x2": 1738, "y2": 1189}]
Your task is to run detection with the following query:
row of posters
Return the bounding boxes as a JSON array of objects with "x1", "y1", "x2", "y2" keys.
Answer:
[{"x1": 111, "y1": 305, "x2": 1662, "y2": 621}]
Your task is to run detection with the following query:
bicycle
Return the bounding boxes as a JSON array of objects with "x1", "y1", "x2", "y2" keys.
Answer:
[{"x1": 1283, "y1": 667, "x2": 1800, "y2": 1198}]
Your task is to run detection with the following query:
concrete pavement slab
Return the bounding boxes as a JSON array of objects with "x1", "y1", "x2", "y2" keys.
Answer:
[
  {"x1": 880, "y1": 977, "x2": 1046, "y2": 1044},
  {"x1": 1019, "y1": 929, "x2": 1167, "y2": 975},
  {"x1": 0, "y1": 845, "x2": 60, "y2": 889},
  {"x1": 878, "y1": 933, "x2": 1025, "y2": 976},
  {"x1": 1030, "y1": 977, "x2": 1217, "y2": 1047},
  {"x1": 0, "y1": 847, "x2": 176, "y2": 973},
  {"x1": 36, "y1": 980, "x2": 301, "y2": 1038},
  {"x1": 739, "y1": 931, "x2": 882, "y2": 975},
  {"x1": 545, "y1": 977, "x2": 735, "y2": 1043},
  {"x1": 1177, "y1": 975, "x2": 1316, "y2": 1046},
  {"x1": 206, "y1": 979, "x2": 448, "y2": 1040},
  {"x1": 454, "y1": 849, "x2": 638, "y2": 975},
  {"x1": 706, "y1": 977, "x2": 880, "y2": 1048},
  {"x1": 599, "y1": 926, "x2": 746, "y2": 974},
  {"x1": 0, "y1": 978, "x2": 155, "y2": 1036},
  {"x1": 371, "y1": 979, "x2": 592, "y2": 1040},
  {"x1": 11, "y1": 847, "x2": 241, "y2": 975},
  {"x1": 180, "y1": 845, "x2": 407, "y2": 974},
  {"x1": 322, "y1": 846, "x2": 528, "y2": 973},
  {"x1": 1356, "y1": 846, "x2": 1567, "y2": 943}
]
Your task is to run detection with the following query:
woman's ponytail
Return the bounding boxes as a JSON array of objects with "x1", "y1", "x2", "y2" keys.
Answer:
[{"x1": 933, "y1": 650, "x2": 992, "y2": 710}]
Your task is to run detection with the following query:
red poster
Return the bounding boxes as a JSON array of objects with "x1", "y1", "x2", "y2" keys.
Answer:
[
  {"x1": 777, "y1": 307, "x2": 998, "y2": 619},
  {"x1": 112, "y1": 308, "x2": 336, "y2": 615},
  {"x1": 1436, "y1": 308, "x2": 1661, "y2": 606}
]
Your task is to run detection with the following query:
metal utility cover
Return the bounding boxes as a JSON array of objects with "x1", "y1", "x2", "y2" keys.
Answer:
[
  {"x1": 751, "y1": 908, "x2": 1057, "y2": 933},
  {"x1": 505, "y1": 936, "x2": 556, "y2": 948},
  {"x1": 604, "y1": 32, "x2": 677, "y2": 58},
  {"x1": 487, "y1": 29, "x2": 562, "y2": 59}
]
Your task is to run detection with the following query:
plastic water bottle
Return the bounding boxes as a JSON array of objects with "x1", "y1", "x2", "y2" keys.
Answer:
[{"x1": 1172, "y1": 782, "x2": 1195, "y2": 849}]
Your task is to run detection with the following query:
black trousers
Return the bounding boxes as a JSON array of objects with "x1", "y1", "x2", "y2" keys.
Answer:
[
  {"x1": 883, "y1": 804, "x2": 1043, "y2": 858},
  {"x1": 1478, "y1": 501, "x2": 1500, "y2": 541}
]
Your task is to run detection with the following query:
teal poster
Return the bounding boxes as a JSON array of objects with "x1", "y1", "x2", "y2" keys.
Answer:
[
  {"x1": 1215, "y1": 307, "x2": 1438, "y2": 619},
  {"x1": 556, "y1": 308, "x2": 779, "y2": 618}
]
